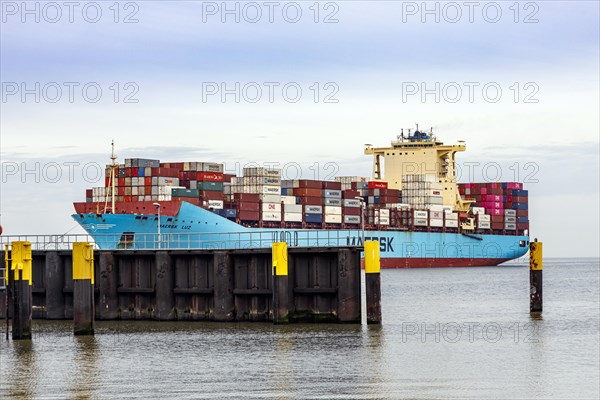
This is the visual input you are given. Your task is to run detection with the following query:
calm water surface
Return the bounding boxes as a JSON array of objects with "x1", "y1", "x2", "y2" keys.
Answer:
[{"x1": 1, "y1": 258, "x2": 598, "y2": 399}]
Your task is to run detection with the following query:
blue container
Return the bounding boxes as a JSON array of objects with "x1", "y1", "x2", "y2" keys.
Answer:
[
  {"x1": 281, "y1": 188, "x2": 287, "y2": 195},
  {"x1": 304, "y1": 214, "x2": 323, "y2": 223},
  {"x1": 512, "y1": 189, "x2": 528, "y2": 197},
  {"x1": 514, "y1": 203, "x2": 528, "y2": 210},
  {"x1": 373, "y1": 196, "x2": 380, "y2": 204},
  {"x1": 502, "y1": 183, "x2": 507, "y2": 189},
  {"x1": 517, "y1": 216, "x2": 529, "y2": 223},
  {"x1": 503, "y1": 195, "x2": 507, "y2": 202},
  {"x1": 212, "y1": 209, "x2": 226, "y2": 217},
  {"x1": 225, "y1": 209, "x2": 237, "y2": 218},
  {"x1": 118, "y1": 168, "x2": 126, "y2": 178},
  {"x1": 138, "y1": 167, "x2": 145, "y2": 177}
]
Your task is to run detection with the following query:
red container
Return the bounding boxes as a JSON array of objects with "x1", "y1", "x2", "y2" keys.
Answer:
[
  {"x1": 491, "y1": 215, "x2": 504, "y2": 223},
  {"x1": 322, "y1": 181, "x2": 342, "y2": 190},
  {"x1": 480, "y1": 187, "x2": 487, "y2": 195},
  {"x1": 104, "y1": 177, "x2": 111, "y2": 187},
  {"x1": 223, "y1": 174, "x2": 236, "y2": 183},
  {"x1": 513, "y1": 196, "x2": 528, "y2": 203},
  {"x1": 458, "y1": 187, "x2": 465, "y2": 195},
  {"x1": 296, "y1": 180, "x2": 322, "y2": 189},
  {"x1": 297, "y1": 196, "x2": 322, "y2": 205},
  {"x1": 342, "y1": 189, "x2": 360, "y2": 199},
  {"x1": 491, "y1": 222, "x2": 504, "y2": 230},
  {"x1": 199, "y1": 191, "x2": 224, "y2": 200},
  {"x1": 517, "y1": 209, "x2": 528, "y2": 217},
  {"x1": 234, "y1": 193, "x2": 260, "y2": 202},
  {"x1": 380, "y1": 196, "x2": 399, "y2": 204},
  {"x1": 198, "y1": 172, "x2": 224, "y2": 182},
  {"x1": 368, "y1": 181, "x2": 388, "y2": 189},
  {"x1": 86, "y1": 189, "x2": 93, "y2": 197},
  {"x1": 517, "y1": 222, "x2": 529, "y2": 230},
  {"x1": 118, "y1": 178, "x2": 125, "y2": 186},
  {"x1": 118, "y1": 187, "x2": 125, "y2": 196},
  {"x1": 488, "y1": 188, "x2": 503, "y2": 195},
  {"x1": 237, "y1": 202, "x2": 260, "y2": 212},
  {"x1": 238, "y1": 210, "x2": 260, "y2": 220},
  {"x1": 343, "y1": 207, "x2": 361, "y2": 216},
  {"x1": 293, "y1": 188, "x2": 322, "y2": 197},
  {"x1": 131, "y1": 168, "x2": 138, "y2": 177},
  {"x1": 124, "y1": 195, "x2": 132, "y2": 202},
  {"x1": 144, "y1": 177, "x2": 151, "y2": 186}
]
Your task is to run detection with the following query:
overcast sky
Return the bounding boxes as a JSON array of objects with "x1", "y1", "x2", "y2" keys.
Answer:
[{"x1": 1, "y1": 1, "x2": 598, "y2": 257}]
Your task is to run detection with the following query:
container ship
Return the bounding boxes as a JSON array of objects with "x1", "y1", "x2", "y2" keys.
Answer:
[{"x1": 72, "y1": 129, "x2": 530, "y2": 268}]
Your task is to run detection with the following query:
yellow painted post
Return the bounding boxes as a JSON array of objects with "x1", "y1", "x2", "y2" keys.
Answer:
[
  {"x1": 73, "y1": 242, "x2": 95, "y2": 335},
  {"x1": 10, "y1": 241, "x2": 32, "y2": 340},
  {"x1": 272, "y1": 242, "x2": 289, "y2": 324},
  {"x1": 530, "y1": 240, "x2": 543, "y2": 313},
  {"x1": 364, "y1": 241, "x2": 382, "y2": 324}
]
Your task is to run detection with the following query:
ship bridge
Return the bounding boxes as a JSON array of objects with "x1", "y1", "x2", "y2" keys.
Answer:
[{"x1": 364, "y1": 128, "x2": 472, "y2": 211}]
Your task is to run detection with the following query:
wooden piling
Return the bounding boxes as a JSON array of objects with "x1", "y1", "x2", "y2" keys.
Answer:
[
  {"x1": 155, "y1": 251, "x2": 174, "y2": 320},
  {"x1": 72, "y1": 243, "x2": 95, "y2": 335},
  {"x1": 45, "y1": 251, "x2": 64, "y2": 319},
  {"x1": 365, "y1": 241, "x2": 382, "y2": 324},
  {"x1": 337, "y1": 248, "x2": 361, "y2": 323},
  {"x1": 213, "y1": 251, "x2": 235, "y2": 321},
  {"x1": 11, "y1": 241, "x2": 33, "y2": 340},
  {"x1": 530, "y1": 240, "x2": 543, "y2": 313},
  {"x1": 98, "y1": 252, "x2": 118, "y2": 320},
  {"x1": 272, "y1": 243, "x2": 289, "y2": 324}
]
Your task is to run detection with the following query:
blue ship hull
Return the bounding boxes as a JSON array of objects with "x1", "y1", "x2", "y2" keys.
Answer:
[{"x1": 72, "y1": 202, "x2": 529, "y2": 268}]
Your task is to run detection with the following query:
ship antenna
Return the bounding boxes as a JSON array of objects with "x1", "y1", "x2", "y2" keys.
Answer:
[
  {"x1": 416, "y1": 123, "x2": 419, "y2": 132},
  {"x1": 110, "y1": 140, "x2": 117, "y2": 214}
]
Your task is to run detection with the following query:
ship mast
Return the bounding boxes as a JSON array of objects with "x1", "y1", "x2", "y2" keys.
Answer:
[{"x1": 110, "y1": 140, "x2": 117, "y2": 214}]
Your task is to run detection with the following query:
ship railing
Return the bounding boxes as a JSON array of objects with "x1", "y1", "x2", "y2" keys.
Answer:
[{"x1": 0, "y1": 230, "x2": 363, "y2": 251}]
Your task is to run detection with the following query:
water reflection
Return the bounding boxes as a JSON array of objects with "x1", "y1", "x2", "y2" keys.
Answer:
[
  {"x1": 5, "y1": 340, "x2": 38, "y2": 398},
  {"x1": 69, "y1": 336, "x2": 99, "y2": 400}
]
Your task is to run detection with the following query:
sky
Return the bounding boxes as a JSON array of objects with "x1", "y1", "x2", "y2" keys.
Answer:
[{"x1": 0, "y1": 0, "x2": 599, "y2": 257}]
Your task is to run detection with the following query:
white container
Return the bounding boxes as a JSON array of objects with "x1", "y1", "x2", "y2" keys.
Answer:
[
  {"x1": 323, "y1": 190, "x2": 342, "y2": 198},
  {"x1": 325, "y1": 214, "x2": 342, "y2": 223},
  {"x1": 260, "y1": 194, "x2": 281, "y2": 203},
  {"x1": 202, "y1": 162, "x2": 224, "y2": 173},
  {"x1": 324, "y1": 206, "x2": 342, "y2": 215},
  {"x1": 324, "y1": 198, "x2": 342, "y2": 206},
  {"x1": 281, "y1": 196, "x2": 296, "y2": 205},
  {"x1": 262, "y1": 203, "x2": 281, "y2": 213},
  {"x1": 430, "y1": 211, "x2": 443, "y2": 220},
  {"x1": 208, "y1": 200, "x2": 224, "y2": 209},
  {"x1": 478, "y1": 221, "x2": 491, "y2": 229},
  {"x1": 343, "y1": 199, "x2": 361, "y2": 208},
  {"x1": 157, "y1": 177, "x2": 179, "y2": 186},
  {"x1": 261, "y1": 185, "x2": 281, "y2": 195},
  {"x1": 414, "y1": 210, "x2": 428, "y2": 219},
  {"x1": 428, "y1": 204, "x2": 444, "y2": 212},
  {"x1": 284, "y1": 212, "x2": 303, "y2": 222},
  {"x1": 305, "y1": 205, "x2": 323, "y2": 214},
  {"x1": 414, "y1": 218, "x2": 428, "y2": 226},
  {"x1": 430, "y1": 219, "x2": 443, "y2": 227},
  {"x1": 445, "y1": 212, "x2": 458, "y2": 221},
  {"x1": 262, "y1": 211, "x2": 281, "y2": 221},
  {"x1": 284, "y1": 204, "x2": 303, "y2": 213},
  {"x1": 504, "y1": 223, "x2": 517, "y2": 230},
  {"x1": 442, "y1": 206, "x2": 453, "y2": 213},
  {"x1": 472, "y1": 207, "x2": 485, "y2": 215},
  {"x1": 379, "y1": 209, "x2": 390, "y2": 218},
  {"x1": 158, "y1": 194, "x2": 172, "y2": 201},
  {"x1": 504, "y1": 209, "x2": 517, "y2": 216},
  {"x1": 445, "y1": 219, "x2": 459, "y2": 228},
  {"x1": 478, "y1": 214, "x2": 491, "y2": 223},
  {"x1": 504, "y1": 216, "x2": 516, "y2": 223},
  {"x1": 376, "y1": 216, "x2": 390, "y2": 225},
  {"x1": 344, "y1": 215, "x2": 361, "y2": 224}
]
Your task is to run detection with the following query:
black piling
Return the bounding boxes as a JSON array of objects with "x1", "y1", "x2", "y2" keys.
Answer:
[
  {"x1": 364, "y1": 241, "x2": 382, "y2": 324},
  {"x1": 213, "y1": 251, "x2": 235, "y2": 321},
  {"x1": 10, "y1": 242, "x2": 33, "y2": 340},
  {"x1": 155, "y1": 251, "x2": 174, "y2": 320},
  {"x1": 98, "y1": 252, "x2": 118, "y2": 320},
  {"x1": 530, "y1": 240, "x2": 543, "y2": 313},
  {"x1": 72, "y1": 243, "x2": 95, "y2": 335},
  {"x1": 45, "y1": 251, "x2": 64, "y2": 319},
  {"x1": 337, "y1": 248, "x2": 361, "y2": 323},
  {"x1": 272, "y1": 243, "x2": 289, "y2": 324}
]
